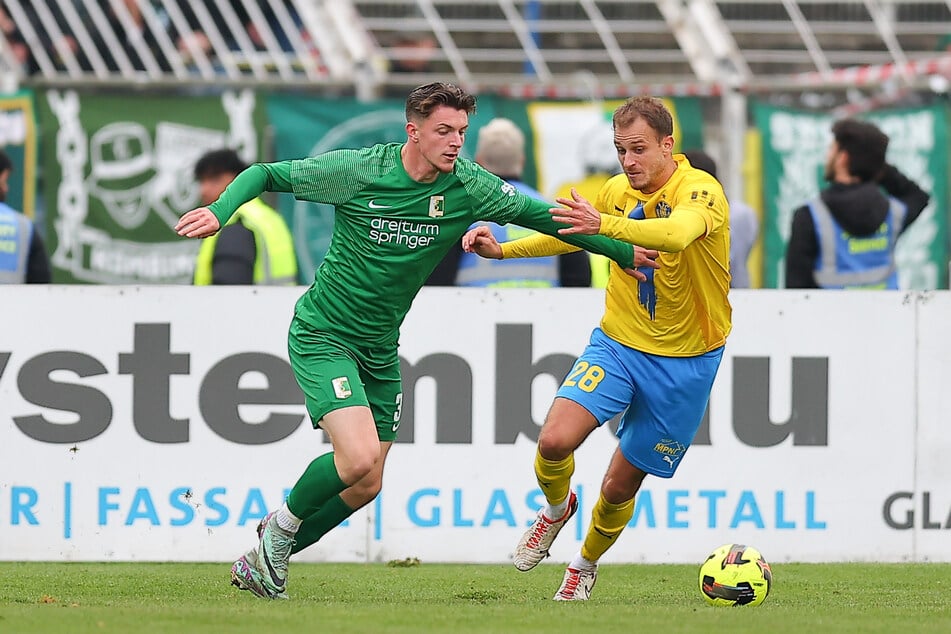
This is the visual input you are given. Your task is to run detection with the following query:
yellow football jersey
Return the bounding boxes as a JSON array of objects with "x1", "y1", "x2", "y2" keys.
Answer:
[{"x1": 597, "y1": 155, "x2": 732, "y2": 356}]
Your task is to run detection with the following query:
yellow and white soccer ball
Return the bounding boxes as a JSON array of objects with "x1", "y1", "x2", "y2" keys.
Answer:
[{"x1": 698, "y1": 543, "x2": 772, "y2": 607}]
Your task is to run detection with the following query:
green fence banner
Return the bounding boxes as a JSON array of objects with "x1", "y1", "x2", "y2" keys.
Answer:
[
  {"x1": 754, "y1": 101, "x2": 948, "y2": 289},
  {"x1": 38, "y1": 90, "x2": 265, "y2": 283},
  {"x1": 0, "y1": 90, "x2": 38, "y2": 219}
]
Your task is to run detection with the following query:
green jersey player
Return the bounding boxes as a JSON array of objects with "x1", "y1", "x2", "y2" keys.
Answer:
[{"x1": 176, "y1": 82, "x2": 658, "y2": 600}]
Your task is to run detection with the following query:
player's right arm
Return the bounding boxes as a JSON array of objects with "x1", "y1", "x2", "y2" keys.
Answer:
[{"x1": 176, "y1": 162, "x2": 295, "y2": 238}]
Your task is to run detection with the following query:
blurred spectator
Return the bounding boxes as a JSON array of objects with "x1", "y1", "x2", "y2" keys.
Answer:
[
  {"x1": 382, "y1": 32, "x2": 438, "y2": 98},
  {"x1": 785, "y1": 118, "x2": 930, "y2": 289},
  {"x1": 0, "y1": 1, "x2": 76, "y2": 74},
  {"x1": 173, "y1": 1, "x2": 301, "y2": 65},
  {"x1": 389, "y1": 32, "x2": 437, "y2": 74},
  {"x1": 0, "y1": 149, "x2": 51, "y2": 283},
  {"x1": 92, "y1": 0, "x2": 173, "y2": 72},
  {"x1": 0, "y1": 5, "x2": 32, "y2": 73},
  {"x1": 552, "y1": 121, "x2": 621, "y2": 288},
  {"x1": 426, "y1": 118, "x2": 590, "y2": 287},
  {"x1": 683, "y1": 149, "x2": 759, "y2": 288},
  {"x1": 192, "y1": 149, "x2": 298, "y2": 285}
]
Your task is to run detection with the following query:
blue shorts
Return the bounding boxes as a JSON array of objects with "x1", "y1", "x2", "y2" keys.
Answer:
[{"x1": 555, "y1": 328, "x2": 724, "y2": 478}]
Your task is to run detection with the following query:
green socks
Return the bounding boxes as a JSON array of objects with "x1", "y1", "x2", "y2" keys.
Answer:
[
  {"x1": 291, "y1": 495, "x2": 356, "y2": 554},
  {"x1": 285, "y1": 452, "x2": 347, "y2": 518}
]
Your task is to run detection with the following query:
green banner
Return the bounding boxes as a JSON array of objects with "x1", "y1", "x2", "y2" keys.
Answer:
[
  {"x1": 38, "y1": 90, "x2": 265, "y2": 283},
  {"x1": 0, "y1": 90, "x2": 38, "y2": 219},
  {"x1": 754, "y1": 101, "x2": 949, "y2": 289}
]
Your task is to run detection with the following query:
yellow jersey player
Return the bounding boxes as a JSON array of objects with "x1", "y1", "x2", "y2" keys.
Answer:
[{"x1": 463, "y1": 96, "x2": 731, "y2": 601}]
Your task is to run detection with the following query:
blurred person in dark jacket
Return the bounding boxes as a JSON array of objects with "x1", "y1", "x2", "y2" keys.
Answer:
[{"x1": 785, "y1": 118, "x2": 930, "y2": 289}]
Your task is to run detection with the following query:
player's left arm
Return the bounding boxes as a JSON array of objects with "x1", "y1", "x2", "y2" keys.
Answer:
[
  {"x1": 506, "y1": 196, "x2": 639, "y2": 268},
  {"x1": 499, "y1": 232, "x2": 581, "y2": 259},
  {"x1": 598, "y1": 209, "x2": 708, "y2": 252},
  {"x1": 464, "y1": 165, "x2": 637, "y2": 269},
  {"x1": 177, "y1": 162, "x2": 294, "y2": 238}
]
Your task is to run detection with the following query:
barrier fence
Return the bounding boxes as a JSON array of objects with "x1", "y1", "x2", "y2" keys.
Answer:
[{"x1": 1, "y1": 287, "x2": 948, "y2": 563}]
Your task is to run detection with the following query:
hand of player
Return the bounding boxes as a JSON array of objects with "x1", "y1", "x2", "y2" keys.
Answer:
[
  {"x1": 550, "y1": 188, "x2": 601, "y2": 235},
  {"x1": 175, "y1": 207, "x2": 221, "y2": 238},
  {"x1": 461, "y1": 225, "x2": 502, "y2": 259},
  {"x1": 622, "y1": 246, "x2": 660, "y2": 282}
]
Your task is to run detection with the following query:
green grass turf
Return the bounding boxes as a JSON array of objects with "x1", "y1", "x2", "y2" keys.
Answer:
[{"x1": 1, "y1": 562, "x2": 949, "y2": 634}]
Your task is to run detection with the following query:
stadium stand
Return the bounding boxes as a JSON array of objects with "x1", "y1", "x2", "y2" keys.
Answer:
[{"x1": 0, "y1": 0, "x2": 947, "y2": 95}]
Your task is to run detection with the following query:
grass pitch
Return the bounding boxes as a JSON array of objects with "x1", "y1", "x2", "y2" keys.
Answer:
[{"x1": 2, "y1": 561, "x2": 949, "y2": 634}]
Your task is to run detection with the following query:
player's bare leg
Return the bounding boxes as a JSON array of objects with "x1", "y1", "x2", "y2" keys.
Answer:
[{"x1": 514, "y1": 398, "x2": 598, "y2": 571}]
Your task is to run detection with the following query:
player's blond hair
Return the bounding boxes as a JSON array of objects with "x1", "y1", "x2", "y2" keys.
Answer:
[{"x1": 613, "y1": 97, "x2": 673, "y2": 141}]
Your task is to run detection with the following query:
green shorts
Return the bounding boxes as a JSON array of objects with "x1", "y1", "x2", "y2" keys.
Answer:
[{"x1": 288, "y1": 318, "x2": 403, "y2": 442}]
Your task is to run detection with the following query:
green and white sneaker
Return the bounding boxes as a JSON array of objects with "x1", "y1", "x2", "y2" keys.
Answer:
[
  {"x1": 254, "y1": 513, "x2": 296, "y2": 595},
  {"x1": 230, "y1": 547, "x2": 288, "y2": 600}
]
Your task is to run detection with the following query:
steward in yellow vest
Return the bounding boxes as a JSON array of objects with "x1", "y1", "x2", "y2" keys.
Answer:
[
  {"x1": 192, "y1": 149, "x2": 297, "y2": 285},
  {"x1": 193, "y1": 197, "x2": 298, "y2": 285}
]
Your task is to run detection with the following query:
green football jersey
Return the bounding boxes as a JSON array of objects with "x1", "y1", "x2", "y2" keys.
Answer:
[{"x1": 211, "y1": 143, "x2": 633, "y2": 347}]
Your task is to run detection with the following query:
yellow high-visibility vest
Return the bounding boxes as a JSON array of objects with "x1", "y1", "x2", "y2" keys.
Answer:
[{"x1": 193, "y1": 198, "x2": 297, "y2": 285}]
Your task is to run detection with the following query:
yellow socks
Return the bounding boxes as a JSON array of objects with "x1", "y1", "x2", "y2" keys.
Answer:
[
  {"x1": 580, "y1": 494, "x2": 634, "y2": 562},
  {"x1": 534, "y1": 450, "x2": 575, "y2": 508}
]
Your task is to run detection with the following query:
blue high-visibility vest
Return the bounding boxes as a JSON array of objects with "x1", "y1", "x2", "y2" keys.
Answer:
[
  {"x1": 0, "y1": 203, "x2": 33, "y2": 284},
  {"x1": 455, "y1": 179, "x2": 559, "y2": 288},
  {"x1": 808, "y1": 196, "x2": 906, "y2": 289}
]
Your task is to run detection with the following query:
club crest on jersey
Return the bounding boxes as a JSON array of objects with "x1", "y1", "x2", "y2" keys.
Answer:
[
  {"x1": 428, "y1": 196, "x2": 445, "y2": 218},
  {"x1": 332, "y1": 377, "x2": 352, "y2": 399},
  {"x1": 656, "y1": 201, "x2": 672, "y2": 218}
]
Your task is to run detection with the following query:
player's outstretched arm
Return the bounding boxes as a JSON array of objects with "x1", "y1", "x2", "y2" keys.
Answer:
[
  {"x1": 176, "y1": 207, "x2": 220, "y2": 238},
  {"x1": 550, "y1": 188, "x2": 604, "y2": 235},
  {"x1": 463, "y1": 216, "x2": 658, "y2": 281},
  {"x1": 178, "y1": 162, "x2": 296, "y2": 237},
  {"x1": 461, "y1": 225, "x2": 502, "y2": 259}
]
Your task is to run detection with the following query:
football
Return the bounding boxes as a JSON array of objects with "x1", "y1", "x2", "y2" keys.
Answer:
[{"x1": 698, "y1": 543, "x2": 772, "y2": 607}]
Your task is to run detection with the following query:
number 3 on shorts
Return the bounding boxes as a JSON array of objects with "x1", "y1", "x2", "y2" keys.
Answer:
[{"x1": 562, "y1": 361, "x2": 606, "y2": 392}]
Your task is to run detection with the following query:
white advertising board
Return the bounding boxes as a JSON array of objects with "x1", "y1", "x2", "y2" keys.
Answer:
[
  {"x1": 0, "y1": 287, "x2": 944, "y2": 563},
  {"x1": 913, "y1": 291, "x2": 951, "y2": 560}
]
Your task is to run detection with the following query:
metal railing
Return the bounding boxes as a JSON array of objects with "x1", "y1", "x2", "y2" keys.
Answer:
[{"x1": 0, "y1": 0, "x2": 948, "y2": 94}]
